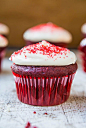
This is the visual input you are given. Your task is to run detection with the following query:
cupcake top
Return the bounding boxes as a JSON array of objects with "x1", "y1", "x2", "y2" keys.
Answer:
[
  {"x1": 10, "y1": 40, "x2": 76, "y2": 66},
  {"x1": 81, "y1": 23, "x2": 86, "y2": 34},
  {"x1": 0, "y1": 35, "x2": 8, "y2": 47},
  {"x1": 0, "y1": 23, "x2": 9, "y2": 35},
  {"x1": 23, "y1": 22, "x2": 72, "y2": 43},
  {"x1": 80, "y1": 38, "x2": 86, "y2": 47}
]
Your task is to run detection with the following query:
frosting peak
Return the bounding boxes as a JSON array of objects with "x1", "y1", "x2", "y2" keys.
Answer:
[{"x1": 10, "y1": 41, "x2": 77, "y2": 66}]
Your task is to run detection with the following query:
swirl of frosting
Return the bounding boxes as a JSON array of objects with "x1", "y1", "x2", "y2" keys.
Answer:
[
  {"x1": 10, "y1": 41, "x2": 77, "y2": 66},
  {"x1": 0, "y1": 35, "x2": 8, "y2": 47},
  {"x1": 23, "y1": 22, "x2": 72, "y2": 43},
  {"x1": 0, "y1": 23, "x2": 9, "y2": 35}
]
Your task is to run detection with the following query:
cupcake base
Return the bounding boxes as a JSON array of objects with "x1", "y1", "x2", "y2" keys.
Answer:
[
  {"x1": 25, "y1": 40, "x2": 67, "y2": 48},
  {"x1": 12, "y1": 72, "x2": 75, "y2": 106}
]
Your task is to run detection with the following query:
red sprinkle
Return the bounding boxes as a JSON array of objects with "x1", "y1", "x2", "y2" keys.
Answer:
[
  {"x1": 44, "y1": 112, "x2": 48, "y2": 115},
  {"x1": 33, "y1": 111, "x2": 36, "y2": 114}
]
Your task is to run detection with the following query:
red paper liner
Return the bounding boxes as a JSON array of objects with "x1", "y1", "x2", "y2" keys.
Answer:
[
  {"x1": 12, "y1": 72, "x2": 75, "y2": 106},
  {"x1": 82, "y1": 54, "x2": 86, "y2": 72}
]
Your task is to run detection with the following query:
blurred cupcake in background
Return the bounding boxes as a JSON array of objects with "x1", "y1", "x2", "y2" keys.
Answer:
[
  {"x1": 81, "y1": 23, "x2": 86, "y2": 39},
  {"x1": 0, "y1": 23, "x2": 9, "y2": 38},
  {"x1": 0, "y1": 35, "x2": 8, "y2": 72},
  {"x1": 23, "y1": 22, "x2": 72, "y2": 47},
  {"x1": 79, "y1": 38, "x2": 86, "y2": 72}
]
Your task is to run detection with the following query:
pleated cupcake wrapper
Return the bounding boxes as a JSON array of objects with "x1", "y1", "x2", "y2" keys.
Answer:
[
  {"x1": 81, "y1": 54, "x2": 86, "y2": 72},
  {"x1": 82, "y1": 59, "x2": 86, "y2": 72},
  {"x1": 12, "y1": 72, "x2": 75, "y2": 106},
  {"x1": 0, "y1": 50, "x2": 6, "y2": 72}
]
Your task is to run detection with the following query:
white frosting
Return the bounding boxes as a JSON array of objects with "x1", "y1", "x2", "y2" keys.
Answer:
[
  {"x1": 80, "y1": 38, "x2": 86, "y2": 47},
  {"x1": 0, "y1": 23, "x2": 9, "y2": 35},
  {"x1": 10, "y1": 41, "x2": 77, "y2": 66},
  {"x1": 81, "y1": 23, "x2": 86, "y2": 34},
  {"x1": 23, "y1": 22, "x2": 72, "y2": 43},
  {"x1": 0, "y1": 35, "x2": 8, "y2": 47}
]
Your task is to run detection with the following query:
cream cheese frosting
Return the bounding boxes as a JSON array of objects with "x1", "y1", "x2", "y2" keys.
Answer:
[
  {"x1": 0, "y1": 35, "x2": 8, "y2": 47},
  {"x1": 10, "y1": 41, "x2": 77, "y2": 66},
  {"x1": 81, "y1": 23, "x2": 86, "y2": 34},
  {"x1": 80, "y1": 38, "x2": 86, "y2": 47},
  {"x1": 0, "y1": 23, "x2": 9, "y2": 35},
  {"x1": 23, "y1": 22, "x2": 72, "y2": 43}
]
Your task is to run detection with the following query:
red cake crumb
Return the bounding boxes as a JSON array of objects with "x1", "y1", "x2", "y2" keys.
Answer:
[
  {"x1": 33, "y1": 111, "x2": 36, "y2": 114},
  {"x1": 44, "y1": 112, "x2": 48, "y2": 115},
  {"x1": 25, "y1": 122, "x2": 38, "y2": 128},
  {"x1": 25, "y1": 122, "x2": 31, "y2": 128}
]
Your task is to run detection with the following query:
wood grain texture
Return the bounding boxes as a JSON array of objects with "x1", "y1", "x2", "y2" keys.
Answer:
[{"x1": 0, "y1": 0, "x2": 86, "y2": 48}]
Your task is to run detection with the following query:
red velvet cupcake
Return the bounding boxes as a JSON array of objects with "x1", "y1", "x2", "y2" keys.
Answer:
[
  {"x1": 0, "y1": 23, "x2": 9, "y2": 38},
  {"x1": 10, "y1": 41, "x2": 77, "y2": 106},
  {"x1": 0, "y1": 35, "x2": 8, "y2": 72},
  {"x1": 23, "y1": 22, "x2": 72, "y2": 47},
  {"x1": 79, "y1": 38, "x2": 86, "y2": 72}
]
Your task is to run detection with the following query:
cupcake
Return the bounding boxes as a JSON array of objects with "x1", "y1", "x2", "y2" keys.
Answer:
[
  {"x1": 23, "y1": 22, "x2": 72, "y2": 47},
  {"x1": 0, "y1": 23, "x2": 9, "y2": 38},
  {"x1": 0, "y1": 35, "x2": 8, "y2": 72},
  {"x1": 10, "y1": 40, "x2": 77, "y2": 106},
  {"x1": 79, "y1": 38, "x2": 86, "y2": 72}
]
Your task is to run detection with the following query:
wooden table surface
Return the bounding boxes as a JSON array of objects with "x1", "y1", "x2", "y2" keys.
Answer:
[{"x1": 0, "y1": 50, "x2": 86, "y2": 128}]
